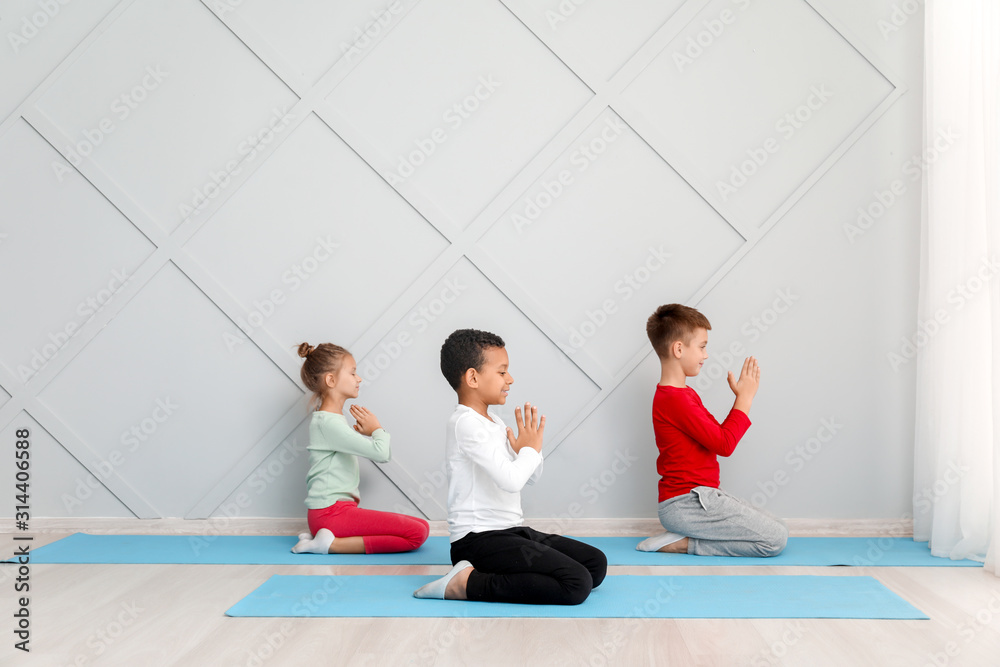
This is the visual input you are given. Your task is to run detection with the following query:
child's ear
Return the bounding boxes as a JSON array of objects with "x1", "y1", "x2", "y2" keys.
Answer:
[
  {"x1": 463, "y1": 367, "x2": 478, "y2": 389},
  {"x1": 324, "y1": 372, "x2": 337, "y2": 389},
  {"x1": 671, "y1": 340, "x2": 683, "y2": 359}
]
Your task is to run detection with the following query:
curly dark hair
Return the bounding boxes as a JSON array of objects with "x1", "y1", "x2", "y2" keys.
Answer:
[{"x1": 440, "y1": 329, "x2": 505, "y2": 390}]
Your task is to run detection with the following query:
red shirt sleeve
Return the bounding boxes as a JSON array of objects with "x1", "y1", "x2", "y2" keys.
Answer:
[{"x1": 667, "y1": 389, "x2": 750, "y2": 457}]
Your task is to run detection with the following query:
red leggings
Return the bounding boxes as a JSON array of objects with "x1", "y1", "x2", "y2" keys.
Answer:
[{"x1": 307, "y1": 500, "x2": 429, "y2": 554}]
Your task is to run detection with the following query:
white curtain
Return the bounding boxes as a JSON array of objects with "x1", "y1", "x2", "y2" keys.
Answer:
[{"x1": 914, "y1": 0, "x2": 999, "y2": 573}]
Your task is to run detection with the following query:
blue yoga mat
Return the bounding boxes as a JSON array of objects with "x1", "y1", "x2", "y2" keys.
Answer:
[
  {"x1": 3, "y1": 533, "x2": 450, "y2": 565},
  {"x1": 578, "y1": 536, "x2": 983, "y2": 567},
  {"x1": 6, "y1": 534, "x2": 980, "y2": 567},
  {"x1": 224, "y1": 574, "x2": 929, "y2": 619}
]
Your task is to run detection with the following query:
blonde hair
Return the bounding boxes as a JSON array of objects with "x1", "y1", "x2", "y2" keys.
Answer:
[{"x1": 297, "y1": 342, "x2": 350, "y2": 409}]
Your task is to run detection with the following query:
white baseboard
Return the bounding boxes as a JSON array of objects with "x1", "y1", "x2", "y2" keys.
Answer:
[{"x1": 3, "y1": 516, "x2": 913, "y2": 537}]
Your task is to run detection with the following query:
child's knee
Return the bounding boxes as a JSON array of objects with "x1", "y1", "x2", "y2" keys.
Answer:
[
  {"x1": 409, "y1": 518, "x2": 430, "y2": 548},
  {"x1": 761, "y1": 522, "x2": 788, "y2": 557},
  {"x1": 589, "y1": 550, "x2": 609, "y2": 587},
  {"x1": 564, "y1": 570, "x2": 594, "y2": 605}
]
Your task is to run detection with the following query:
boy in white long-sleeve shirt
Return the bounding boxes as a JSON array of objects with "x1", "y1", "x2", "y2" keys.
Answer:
[{"x1": 413, "y1": 329, "x2": 607, "y2": 605}]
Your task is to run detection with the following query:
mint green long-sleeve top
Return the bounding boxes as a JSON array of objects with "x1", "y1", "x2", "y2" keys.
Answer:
[{"x1": 304, "y1": 410, "x2": 391, "y2": 509}]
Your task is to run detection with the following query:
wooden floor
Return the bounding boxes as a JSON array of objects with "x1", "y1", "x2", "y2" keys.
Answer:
[{"x1": 3, "y1": 531, "x2": 1000, "y2": 667}]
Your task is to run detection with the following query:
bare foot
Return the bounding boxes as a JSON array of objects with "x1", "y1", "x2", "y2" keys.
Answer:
[
  {"x1": 659, "y1": 537, "x2": 689, "y2": 554},
  {"x1": 444, "y1": 566, "x2": 473, "y2": 600}
]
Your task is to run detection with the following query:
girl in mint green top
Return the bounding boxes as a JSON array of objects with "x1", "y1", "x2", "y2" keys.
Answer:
[
  {"x1": 304, "y1": 409, "x2": 390, "y2": 507},
  {"x1": 290, "y1": 342, "x2": 429, "y2": 555}
]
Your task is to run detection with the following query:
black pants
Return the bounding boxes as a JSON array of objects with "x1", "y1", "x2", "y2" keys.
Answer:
[{"x1": 450, "y1": 526, "x2": 607, "y2": 605}]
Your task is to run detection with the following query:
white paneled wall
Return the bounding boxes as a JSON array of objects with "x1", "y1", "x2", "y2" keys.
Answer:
[{"x1": 0, "y1": 0, "x2": 923, "y2": 522}]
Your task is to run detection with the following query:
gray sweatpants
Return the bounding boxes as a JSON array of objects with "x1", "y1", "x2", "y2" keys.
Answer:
[{"x1": 657, "y1": 486, "x2": 788, "y2": 557}]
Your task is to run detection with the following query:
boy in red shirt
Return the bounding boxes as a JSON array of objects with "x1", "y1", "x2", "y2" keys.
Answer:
[{"x1": 637, "y1": 304, "x2": 788, "y2": 557}]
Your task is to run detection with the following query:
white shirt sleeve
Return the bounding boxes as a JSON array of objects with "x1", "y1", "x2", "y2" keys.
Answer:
[
  {"x1": 455, "y1": 412, "x2": 541, "y2": 493},
  {"x1": 525, "y1": 452, "x2": 543, "y2": 486}
]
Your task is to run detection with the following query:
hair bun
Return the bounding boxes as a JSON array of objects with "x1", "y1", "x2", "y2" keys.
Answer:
[{"x1": 297, "y1": 342, "x2": 314, "y2": 358}]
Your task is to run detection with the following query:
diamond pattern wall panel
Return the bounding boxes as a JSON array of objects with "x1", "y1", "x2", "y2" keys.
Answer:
[
  {"x1": 0, "y1": 120, "x2": 154, "y2": 383},
  {"x1": 0, "y1": 412, "x2": 133, "y2": 518},
  {"x1": 184, "y1": 112, "x2": 449, "y2": 350},
  {"x1": 0, "y1": 0, "x2": 120, "y2": 121},
  {"x1": 479, "y1": 109, "x2": 745, "y2": 377},
  {"x1": 228, "y1": 0, "x2": 419, "y2": 86},
  {"x1": 620, "y1": 0, "x2": 896, "y2": 227},
  {"x1": 36, "y1": 264, "x2": 303, "y2": 517},
  {"x1": 32, "y1": 0, "x2": 299, "y2": 234},
  {"x1": 521, "y1": 354, "x2": 662, "y2": 519},
  {"x1": 508, "y1": 0, "x2": 688, "y2": 83},
  {"x1": 326, "y1": 0, "x2": 594, "y2": 228},
  {"x1": 1, "y1": 0, "x2": 920, "y2": 521}
]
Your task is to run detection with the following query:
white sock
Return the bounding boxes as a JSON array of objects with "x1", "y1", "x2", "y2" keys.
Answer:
[
  {"x1": 413, "y1": 560, "x2": 472, "y2": 599},
  {"x1": 291, "y1": 528, "x2": 335, "y2": 554},
  {"x1": 290, "y1": 532, "x2": 312, "y2": 552},
  {"x1": 636, "y1": 532, "x2": 685, "y2": 552}
]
